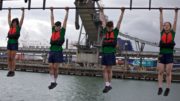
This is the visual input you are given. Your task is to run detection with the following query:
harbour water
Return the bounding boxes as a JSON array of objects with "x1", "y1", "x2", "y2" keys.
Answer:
[{"x1": 0, "y1": 70, "x2": 180, "y2": 101}]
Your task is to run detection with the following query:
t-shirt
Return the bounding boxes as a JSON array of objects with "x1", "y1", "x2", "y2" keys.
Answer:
[
  {"x1": 50, "y1": 26, "x2": 65, "y2": 51},
  {"x1": 159, "y1": 30, "x2": 175, "y2": 54},
  {"x1": 101, "y1": 28, "x2": 119, "y2": 53},
  {"x1": 8, "y1": 26, "x2": 21, "y2": 44}
]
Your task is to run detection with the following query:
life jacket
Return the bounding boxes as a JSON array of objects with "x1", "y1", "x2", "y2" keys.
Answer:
[
  {"x1": 50, "y1": 30, "x2": 64, "y2": 46},
  {"x1": 102, "y1": 31, "x2": 117, "y2": 47},
  {"x1": 7, "y1": 26, "x2": 20, "y2": 40},
  {"x1": 159, "y1": 30, "x2": 175, "y2": 49}
]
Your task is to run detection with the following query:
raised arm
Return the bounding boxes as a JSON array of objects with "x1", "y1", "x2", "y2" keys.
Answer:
[
  {"x1": 159, "y1": 8, "x2": 163, "y2": 31},
  {"x1": 62, "y1": 7, "x2": 69, "y2": 29},
  {"x1": 116, "y1": 7, "x2": 125, "y2": 30},
  {"x1": 19, "y1": 8, "x2": 25, "y2": 27},
  {"x1": 173, "y1": 8, "x2": 179, "y2": 32},
  {"x1": 8, "y1": 8, "x2": 11, "y2": 27},
  {"x1": 99, "y1": 8, "x2": 106, "y2": 28},
  {"x1": 50, "y1": 7, "x2": 55, "y2": 26}
]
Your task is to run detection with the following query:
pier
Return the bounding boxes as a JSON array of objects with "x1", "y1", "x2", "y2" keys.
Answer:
[{"x1": 1, "y1": 61, "x2": 180, "y2": 82}]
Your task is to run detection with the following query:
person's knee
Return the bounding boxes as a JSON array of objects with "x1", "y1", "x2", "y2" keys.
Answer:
[
  {"x1": 158, "y1": 70, "x2": 164, "y2": 75},
  {"x1": 8, "y1": 56, "x2": 12, "y2": 61},
  {"x1": 11, "y1": 56, "x2": 15, "y2": 61},
  {"x1": 166, "y1": 71, "x2": 171, "y2": 77},
  {"x1": 9, "y1": 54, "x2": 16, "y2": 61},
  {"x1": 107, "y1": 68, "x2": 112, "y2": 73},
  {"x1": 166, "y1": 65, "x2": 172, "y2": 76},
  {"x1": 49, "y1": 66, "x2": 54, "y2": 70},
  {"x1": 49, "y1": 65, "x2": 54, "y2": 71},
  {"x1": 54, "y1": 66, "x2": 58, "y2": 71}
]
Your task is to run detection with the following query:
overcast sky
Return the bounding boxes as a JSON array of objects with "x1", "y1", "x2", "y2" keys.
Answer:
[{"x1": 0, "y1": 0, "x2": 180, "y2": 51}]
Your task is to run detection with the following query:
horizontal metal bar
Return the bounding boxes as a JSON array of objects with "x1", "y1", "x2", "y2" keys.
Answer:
[{"x1": 1, "y1": 7, "x2": 180, "y2": 10}]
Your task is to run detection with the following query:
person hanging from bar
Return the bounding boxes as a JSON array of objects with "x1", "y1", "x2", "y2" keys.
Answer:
[
  {"x1": 6, "y1": 8, "x2": 24, "y2": 77},
  {"x1": 48, "y1": 7, "x2": 69, "y2": 89},
  {"x1": 157, "y1": 8, "x2": 178, "y2": 96},
  {"x1": 99, "y1": 7, "x2": 125, "y2": 93}
]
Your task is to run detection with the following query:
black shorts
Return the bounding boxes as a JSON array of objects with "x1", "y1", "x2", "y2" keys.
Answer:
[
  {"x1": 48, "y1": 51, "x2": 64, "y2": 63},
  {"x1": 7, "y1": 43, "x2": 18, "y2": 51},
  {"x1": 158, "y1": 53, "x2": 173, "y2": 64},
  {"x1": 101, "y1": 53, "x2": 116, "y2": 66}
]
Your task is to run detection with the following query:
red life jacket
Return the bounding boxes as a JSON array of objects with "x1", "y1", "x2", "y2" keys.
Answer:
[
  {"x1": 102, "y1": 31, "x2": 117, "y2": 47},
  {"x1": 161, "y1": 32, "x2": 173, "y2": 44},
  {"x1": 159, "y1": 31, "x2": 175, "y2": 49},
  {"x1": 7, "y1": 26, "x2": 20, "y2": 40},
  {"x1": 51, "y1": 31, "x2": 60, "y2": 41},
  {"x1": 8, "y1": 27, "x2": 17, "y2": 35},
  {"x1": 50, "y1": 31, "x2": 64, "y2": 46}
]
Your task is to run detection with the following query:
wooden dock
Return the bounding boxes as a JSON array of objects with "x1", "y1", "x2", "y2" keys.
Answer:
[{"x1": 0, "y1": 62, "x2": 180, "y2": 82}]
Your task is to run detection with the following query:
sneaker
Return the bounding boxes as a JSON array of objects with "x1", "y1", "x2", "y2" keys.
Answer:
[
  {"x1": 157, "y1": 88, "x2": 163, "y2": 95},
  {"x1": 7, "y1": 71, "x2": 15, "y2": 77},
  {"x1": 7, "y1": 71, "x2": 12, "y2": 77},
  {"x1": 11, "y1": 71, "x2": 15, "y2": 77},
  {"x1": 102, "y1": 86, "x2": 112, "y2": 93},
  {"x1": 48, "y1": 82, "x2": 57, "y2": 89},
  {"x1": 164, "y1": 88, "x2": 170, "y2": 96}
]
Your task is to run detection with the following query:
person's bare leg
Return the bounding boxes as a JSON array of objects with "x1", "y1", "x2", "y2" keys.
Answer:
[
  {"x1": 107, "y1": 67, "x2": 112, "y2": 85},
  {"x1": 103, "y1": 66, "x2": 109, "y2": 85},
  {"x1": 54, "y1": 63, "x2": 60, "y2": 82},
  {"x1": 102, "y1": 65, "x2": 112, "y2": 93},
  {"x1": 48, "y1": 51, "x2": 61, "y2": 89},
  {"x1": 157, "y1": 63, "x2": 164, "y2": 95},
  {"x1": 158, "y1": 63, "x2": 165, "y2": 88},
  {"x1": 7, "y1": 50, "x2": 14, "y2": 76},
  {"x1": 49, "y1": 63, "x2": 54, "y2": 82},
  {"x1": 7, "y1": 50, "x2": 12, "y2": 71},
  {"x1": 163, "y1": 63, "x2": 173, "y2": 96},
  {"x1": 48, "y1": 63, "x2": 58, "y2": 89},
  {"x1": 11, "y1": 51, "x2": 17, "y2": 71},
  {"x1": 166, "y1": 63, "x2": 173, "y2": 88}
]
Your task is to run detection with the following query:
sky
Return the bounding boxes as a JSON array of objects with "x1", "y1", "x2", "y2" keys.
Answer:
[{"x1": 0, "y1": 0, "x2": 180, "y2": 51}]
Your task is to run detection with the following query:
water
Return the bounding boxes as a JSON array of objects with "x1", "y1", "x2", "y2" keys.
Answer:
[{"x1": 0, "y1": 70, "x2": 180, "y2": 101}]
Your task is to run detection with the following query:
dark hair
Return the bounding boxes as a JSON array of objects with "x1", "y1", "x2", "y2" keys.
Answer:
[
  {"x1": 106, "y1": 21, "x2": 114, "y2": 28},
  {"x1": 11, "y1": 18, "x2": 19, "y2": 26},
  {"x1": 164, "y1": 22, "x2": 172, "y2": 28},
  {"x1": 55, "y1": 21, "x2": 61, "y2": 27}
]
